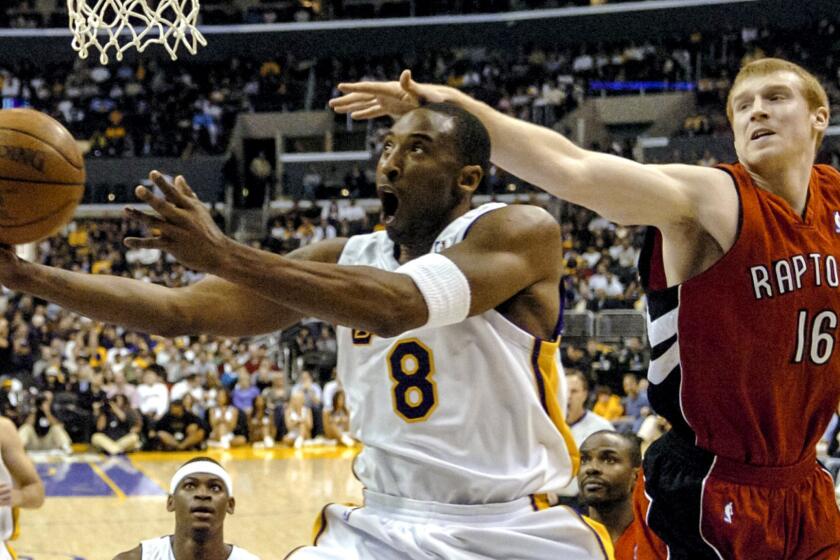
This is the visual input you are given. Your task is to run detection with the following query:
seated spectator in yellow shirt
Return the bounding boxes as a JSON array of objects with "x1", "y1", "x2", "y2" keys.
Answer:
[{"x1": 592, "y1": 386, "x2": 624, "y2": 422}]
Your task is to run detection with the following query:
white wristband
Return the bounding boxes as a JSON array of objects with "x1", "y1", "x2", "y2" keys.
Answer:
[{"x1": 397, "y1": 253, "x2": 471, "y2": 329}]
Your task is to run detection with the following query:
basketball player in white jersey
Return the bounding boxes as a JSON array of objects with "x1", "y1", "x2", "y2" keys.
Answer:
[
  {"x1": 0, "y1": 416, "x2": 44, "y2": 560},
  {"x1": 0, "y1": 103, "x2": 612, "y2": 559},
  {"x1": 112, "y1": 457, "x2": 259, "y2": 560}
]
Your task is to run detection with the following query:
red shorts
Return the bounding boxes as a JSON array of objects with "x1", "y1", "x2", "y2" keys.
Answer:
[{"x1": 630, "y1": 433, "x2": 840, "y2": 560}]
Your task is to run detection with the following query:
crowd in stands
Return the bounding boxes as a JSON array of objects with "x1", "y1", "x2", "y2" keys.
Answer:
[
  {"x1": 2, "y1": 1, "x2": 652, "y2": 28},
  {"x1": 0, "y1": 15, "x2": 834, "y2": 160},
  {"x1": 0, "y1": 213, "x2": 355, "y2": 455}
]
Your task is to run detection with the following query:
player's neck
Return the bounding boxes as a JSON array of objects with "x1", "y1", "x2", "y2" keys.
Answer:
[
  {"x1": 173, "y1": 531, "x2": 230, "y2": 560},
  {"x1": 395, "y1": 202, "x2": 472, "y2": 264},
  {"x1": 746, "y1": 154, "x2": 813, "y2": 218},
  {"x1": 587, "y1": 500, "x2": 634, "y2": 543}
]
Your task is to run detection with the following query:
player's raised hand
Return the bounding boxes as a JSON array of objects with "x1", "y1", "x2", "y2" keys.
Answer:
[
  {"x1": 329, "y1": 70, "x2": 458, "y2": 120},
  {"x1": 124, "y1": 171, "x2": 231, "y2": 273}
]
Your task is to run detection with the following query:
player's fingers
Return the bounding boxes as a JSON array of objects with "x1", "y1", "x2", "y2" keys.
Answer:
[
  {"x1": 150, "y1": 171, "x2": 192, "y2": 208},
  {"x1": 123, "y1": 236, "x2": 168, "y2": 250},
  {"x1": 134, "y1": 185, "x2": 182, "y2": 222},
  {"x1": 351, "y1": 105, "x2": 389, "y2": 120},
  {"x1": 124, "y1": 207, "x2": 167, "y2": 229},
  {"x1": 337, "y1": 81, "x2": 399, "y2": 96},
  {"x1": 399, "y1": 69, "x2": 429, "y2": 104},
  {"x1": 329, "y1": 92, "x2": 376, "y2": 109},
  {"x1": 334, "y1": 101, "x2": 382, "y2": 116},
  {"x1": 174, "y1": 175, "x2": 198, "y2": 200}
]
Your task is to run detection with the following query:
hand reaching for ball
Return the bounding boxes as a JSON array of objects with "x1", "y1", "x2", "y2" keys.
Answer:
[{"x1": 124, "y1": 171, "x2": 232, "y2": 274}]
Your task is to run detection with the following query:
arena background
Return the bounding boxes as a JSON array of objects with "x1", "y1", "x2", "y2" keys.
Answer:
[{"x1": 0, "y1": 0, "x2": 836, "y2": 558}]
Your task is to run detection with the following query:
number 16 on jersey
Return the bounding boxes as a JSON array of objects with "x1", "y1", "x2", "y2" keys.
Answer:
[{"x1": 792, "y1": 309, "x2": 838, "y2": 365}]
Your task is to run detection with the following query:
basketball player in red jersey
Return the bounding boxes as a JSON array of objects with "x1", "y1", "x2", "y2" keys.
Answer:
[{"x1": 331, "y1": 57, "x2": 840, "y2": 558}]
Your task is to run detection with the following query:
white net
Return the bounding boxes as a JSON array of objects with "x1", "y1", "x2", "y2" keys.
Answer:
[{"x1": 67, "y1": 0, "x2": 207, "y2": 65}]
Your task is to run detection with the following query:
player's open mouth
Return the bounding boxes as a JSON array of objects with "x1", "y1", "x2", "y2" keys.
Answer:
[{"x1": 379, "y1": 188, "x2": 400, "y2": 225}]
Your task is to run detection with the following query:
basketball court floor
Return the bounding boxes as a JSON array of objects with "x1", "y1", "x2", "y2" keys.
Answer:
[{"x1": 13, "y1": 447, "x2": 363, "y2": 560}]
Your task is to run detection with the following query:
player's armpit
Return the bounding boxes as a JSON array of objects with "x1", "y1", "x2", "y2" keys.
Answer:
[{"x1": 440, "y1": 205, "x2": 562, "y2": 319}]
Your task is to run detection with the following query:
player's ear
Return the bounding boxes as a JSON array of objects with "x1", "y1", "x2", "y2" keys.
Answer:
[
  {"x1": 629, "y1": 467, "x2": 641, "y2": 493},
  {"x1": 226, "y1": 496, "x2": 236, "y2": 515},
  {"x1": 812, "y1": 106, "x2": 829, "y2": 132},
  {"x1": 166, "y1": 495, "x2": 175, "y2": 512},
  {"x1": 458, "y1": 165, "x2": 483, "y2": 195}
]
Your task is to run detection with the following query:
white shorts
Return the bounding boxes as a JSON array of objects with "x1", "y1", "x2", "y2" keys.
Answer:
[
  {"x1": 286, "y1": 490, "x2": 614, "y2": 560},
  {"x1": 0, "y1": 543, "x2": 14, "y2": 560}
]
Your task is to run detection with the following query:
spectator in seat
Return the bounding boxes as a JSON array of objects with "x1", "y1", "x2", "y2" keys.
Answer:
[
  {"x1": 283, "y1": 390, "x2": 312, "y2": 449},
  {"x1": 231, "y1": 370, "x2": 259, "y2": 415},
  {"x1": 208, "y1": 389, "x2": 247, "y2": 449},
  {"x1": 20, "y1": 391, "x2": 72, "y2": 454},
  {"x1": 92, "y1": 393, "x2": 142, "y2": 455},
  {"x1": 292, "y1": 370, "x2": 323, "y2": 436},
  {"x1": 150, "y1": 400, "x2": 206, "y2": 452},
  {"x1": 615, "y1": 373, "x2": 651, "y2": 434},
  {"x1": 323, "y1": 390, "x2": 354, "y2": 447},
  {"x1": 137, "y1": 368, "x2": 169, "y2": 426},
  {"x1": 593, "y1": 385, "x2": 624, "y2": 422},
  {"x1": 248, "y1": 395, "x2": 275, "y2": 447}
]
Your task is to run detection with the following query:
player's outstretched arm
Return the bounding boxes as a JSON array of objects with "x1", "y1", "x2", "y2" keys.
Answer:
[
  {"x1": 125, "y1": 172, "x2": 429, "y2": 337},
  {"x1": 0, "y1": 417, "x2": 44, "y2": 509},
  {"x1": 0, "y1": 235, "x2": 345, "y2": 338},
  {"x1": 330, "y1": 71, "x2": 734, "y2": 232}
]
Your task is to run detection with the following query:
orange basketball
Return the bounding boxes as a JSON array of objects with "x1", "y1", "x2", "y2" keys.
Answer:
[{"x1": 0, "y1": 108, "x2": 85, "y2": 245}]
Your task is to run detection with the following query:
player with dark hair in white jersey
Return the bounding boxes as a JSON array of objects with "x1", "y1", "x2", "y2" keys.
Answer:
[
  {"x1": 112, "y1": 457, "x2": 258, "y2": 560},
  {"x1": 0, "y1": 102, "x2": 612, "y2": 559}
]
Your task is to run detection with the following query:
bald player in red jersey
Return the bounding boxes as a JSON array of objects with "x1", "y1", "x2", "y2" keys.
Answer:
[{"x1": 331, "y1": 57, "x2": 840, "y2": 558}]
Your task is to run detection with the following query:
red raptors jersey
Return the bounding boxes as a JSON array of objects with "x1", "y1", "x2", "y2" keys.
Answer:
[{"x1": 640, "y1": 162, "x2": 840, "y2": 465}]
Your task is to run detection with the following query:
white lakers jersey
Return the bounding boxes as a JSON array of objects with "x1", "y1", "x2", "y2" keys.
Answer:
[
  {"x1": 337, "y1": 203, "x2": 578, "y2": 505},
  {"x1": 140, "y1": 536, "x2": 259, "y2": 559},
  {"x1": 0, "y1": 448, "x2": 15, "y2": 542}
]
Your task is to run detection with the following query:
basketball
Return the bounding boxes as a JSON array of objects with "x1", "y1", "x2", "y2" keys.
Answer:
[{"x1": 0, "y1": 108, "x2": 85, "y2": 245}]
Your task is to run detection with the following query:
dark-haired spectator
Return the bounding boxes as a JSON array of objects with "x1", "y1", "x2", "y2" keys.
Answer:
[
  {"x1": 248, "y1": 395, "x2": 276, "y2": 447},
  {"x1": 207, "y1": 390, "x2": 247, "y2": 449},
  {"x1": 91, "y1": 394, "x2": 142, "y2": 455},
  {"x1": 323, "y1": 390, "x2": 354, "y2": 447},
  {"x1": 19, "y1": 392, "x2": 72, "y2": 454},
  {"x1": 149, "y1": 400, "x2": 206, "y2": 452}
]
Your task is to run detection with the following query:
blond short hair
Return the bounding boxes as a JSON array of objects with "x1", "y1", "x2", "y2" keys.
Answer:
[{"x1": 727, "y1": 58, "x2": 829, "y2": 148}]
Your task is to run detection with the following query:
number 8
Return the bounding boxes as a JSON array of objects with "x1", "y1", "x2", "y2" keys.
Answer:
[{"x1": 388, "y1": 338, "x2": 438, "y2": 423}]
